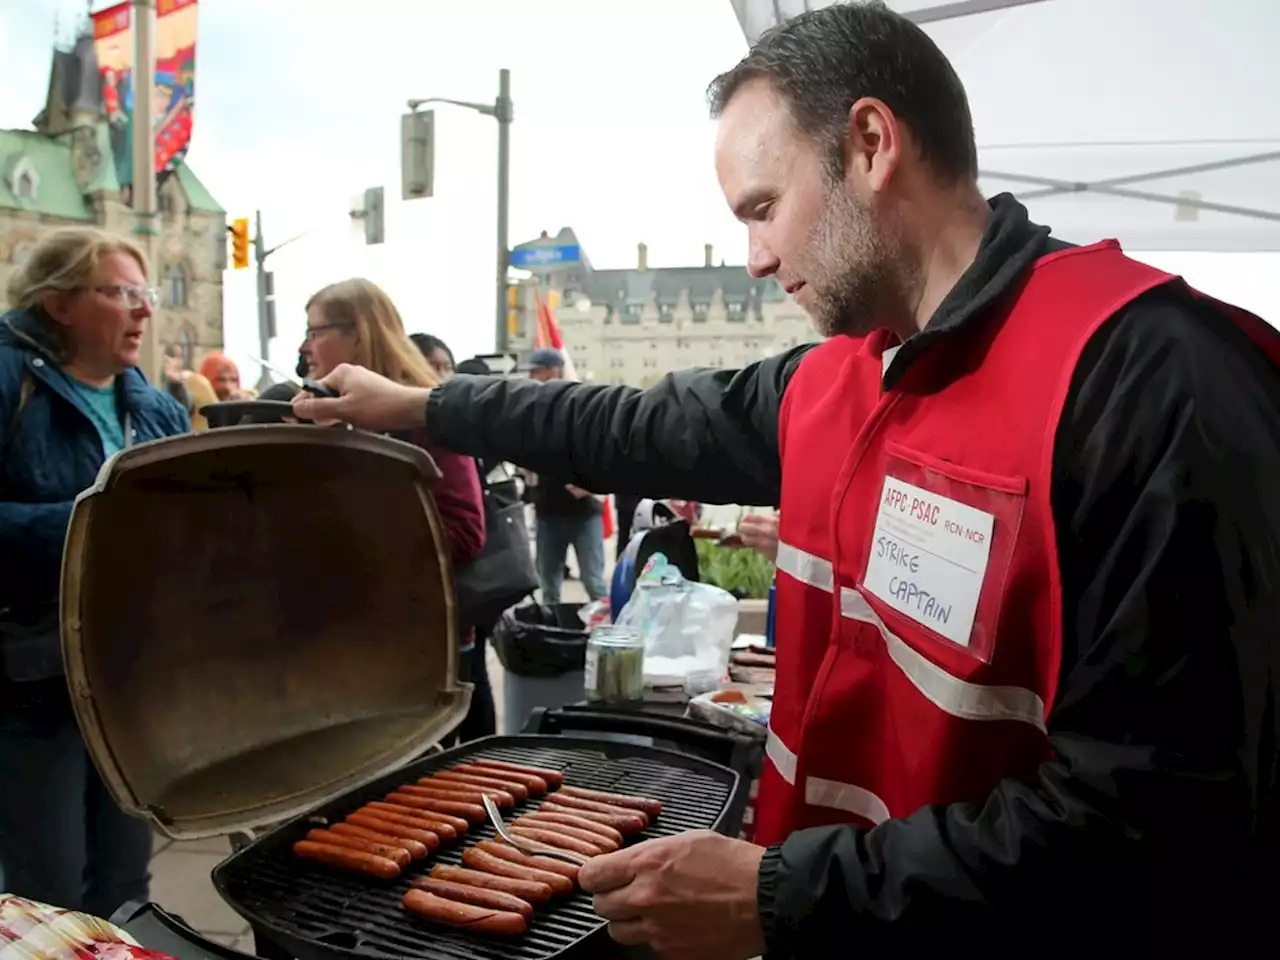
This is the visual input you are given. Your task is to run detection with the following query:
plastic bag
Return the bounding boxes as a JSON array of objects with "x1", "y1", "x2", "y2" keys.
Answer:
[{"x1": 616, "y1": 553, "x2": 738, "y2": 687}]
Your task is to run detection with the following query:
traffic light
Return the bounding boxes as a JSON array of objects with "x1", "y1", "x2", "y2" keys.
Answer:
[
  {"x1": 229, "y1": 218, "x2": 250, "y2": 270},
  {"x1": 507, "y1": 283, "x2": 521, "y2": 338},
  {"x1": 401, "y1": 110, "x2": 435, "y2": 201}
]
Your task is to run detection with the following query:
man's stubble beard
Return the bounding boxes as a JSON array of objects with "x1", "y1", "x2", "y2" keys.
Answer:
[{"x1": 805, "y1": 181, "x2": 912, "y2": 339}]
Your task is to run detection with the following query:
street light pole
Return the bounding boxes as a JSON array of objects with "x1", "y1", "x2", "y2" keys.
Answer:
[
  {"x1": 130, "y1": 0, "x2": 159, "y2": 381},
  {"x1": 253, "y1": 210, "x2": 272, "y2": 392},
  {"x1": 407, "y1": 68, "x2": 514, "y2": 354},
  {"x1": 494, "y1": 69, "x2": 512, "y2": 355}
]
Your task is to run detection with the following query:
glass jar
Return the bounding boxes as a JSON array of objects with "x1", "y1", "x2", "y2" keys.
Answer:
[{"x1": 584, "y1": 624, "x2": 645, "y2": 705}]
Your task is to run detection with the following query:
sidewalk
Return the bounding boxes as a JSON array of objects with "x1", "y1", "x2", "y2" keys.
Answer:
[{"x1": 144, "y1": 577, "x2": 595, "y2": 951}]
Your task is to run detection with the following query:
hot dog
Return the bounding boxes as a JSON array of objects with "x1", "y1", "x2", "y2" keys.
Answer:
[
  {"x1": 410, "y1": 877, "x2": 534, "y2": 920},
  {"x1": 471, "y1": 759, "x2": 565, "y2": 789},
  {"x1": 451, "y1": 763, "x2": 547, "y2": 796},
  {"x1": 515, "y1": 810, "x2": 623, "y2": 845},
  {"x1": 476, "y1": 840, "x2": 580, "y2": 882},
  {"x1": 508, "y1": 825, "x2": 602, "y2": 857},
  {"x1": 330, "y1": 822, "x2": 428, "y2": 860},
  {"x1": 429, "y1": 864, "x2": 553, "y2": 904},
  {"x1": 345, "y1": 813, "x2": 439, "y2": 851},
  {"x1": 511, "y1": 817, "x2": 618, "y2": 852},
  {"x1": 292, "y1": 840, "x2": 401, "y2": 879},
  {"x1": 305, "y1": 829, "x2": 410, "y2": 869},
  {"x1": 401, "y1": 781, "x2": 515, "y2": 808},
  {"x1": 540, "y1": 793, "x2": 651, "y2": 826},
  {"x1": 429, "y1": 770, "x2": 530, "y2": 801},
  {"x1": 359, "y1": 804, "x2": 459, "y2": 840},
  {"x1": 462, "y1": 846, "x2": 575, "y2": 895},
  {"x1": 371, "y1": 801, "x2": 468, "y2": 835},
  {"x1": 539, "y1": 801, "x2": 647, "y2": 836},
  {"x1": 385, "y1": 792, "x2": 485, "y2": 824},
  {"x1": 558, "y1": 785, "x2": 663, "y2": 817},
  {"x1": 403, "y1": 889, "x2": 527, "y2": 936}
]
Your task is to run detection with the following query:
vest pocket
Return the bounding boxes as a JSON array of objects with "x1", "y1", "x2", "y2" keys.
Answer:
[{"x1": 858, "y1": 441, "x2": 1028, "y2": 665}]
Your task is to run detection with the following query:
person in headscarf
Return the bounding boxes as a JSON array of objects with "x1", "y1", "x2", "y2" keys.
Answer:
[{"x1": 198, "y1": 351, "x2": 253, "y2": 402}]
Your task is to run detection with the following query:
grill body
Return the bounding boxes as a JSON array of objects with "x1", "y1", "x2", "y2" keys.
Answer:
[{"x1": 213, "y1": 735, "x2": 742, "y2": 960}]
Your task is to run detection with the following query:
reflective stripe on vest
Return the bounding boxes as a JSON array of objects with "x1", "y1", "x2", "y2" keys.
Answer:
[
  {"x1": 775, "y1": 540, "x2": 1047, "y2": 730},
  {"x1": 765, "y1": 724, "x2": 892, "y2": 825}
]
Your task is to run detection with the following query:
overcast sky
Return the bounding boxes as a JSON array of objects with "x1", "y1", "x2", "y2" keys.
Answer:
[
  {"x1": 2, "y1": 0, "x2": 1278, "y2": 374},
  {"x1": 0, "y1": 0, "x2": 751, "y2": 368}
]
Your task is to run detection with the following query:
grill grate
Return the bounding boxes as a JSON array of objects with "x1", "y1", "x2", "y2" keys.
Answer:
[{"x1": 213, "y1": 736, "x2": 737, "y2": 960}]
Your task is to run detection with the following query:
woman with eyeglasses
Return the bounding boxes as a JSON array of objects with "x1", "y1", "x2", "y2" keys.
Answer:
[
  {"x1": 0, "y1": 228, "x2": 189, "y2": 915},
  {"x1": 301, "y1": 279, "x2": 486, "y2": 593}
]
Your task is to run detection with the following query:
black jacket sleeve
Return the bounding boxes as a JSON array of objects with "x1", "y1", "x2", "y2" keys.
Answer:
[
  {"x1": 759, "y1": 285, "x2": 1280, "y2": 951},
  {"x1": 423, "y1": 344, "x2": 816, "y2": 506}
]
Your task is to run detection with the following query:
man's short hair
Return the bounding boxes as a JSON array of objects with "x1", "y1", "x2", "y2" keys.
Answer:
[{"x1": 707, "y1": 0, "x2": 977, "y2": 184}]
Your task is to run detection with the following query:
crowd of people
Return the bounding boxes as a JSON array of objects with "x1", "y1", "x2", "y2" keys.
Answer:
[
  {"x1": 0, "y1": 230, "x2": 521, "y2": 918},
  {"x1": 2, "y1": 2, "x2": 1278, "y2": 956}
]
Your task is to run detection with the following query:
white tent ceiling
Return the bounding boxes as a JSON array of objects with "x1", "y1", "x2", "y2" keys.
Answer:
[{"x1": 727, "y1": 0, "x2": 1280, "y2": 251}]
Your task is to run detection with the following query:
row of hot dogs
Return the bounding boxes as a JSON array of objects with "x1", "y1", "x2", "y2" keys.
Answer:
[{"x1": 290, "y1": 758, "x2": 664, "y2": 937}]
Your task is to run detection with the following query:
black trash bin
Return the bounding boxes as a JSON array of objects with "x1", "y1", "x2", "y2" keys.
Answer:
[{"x1": 491, "y1": 601, "x2": 589, "y2": 734}]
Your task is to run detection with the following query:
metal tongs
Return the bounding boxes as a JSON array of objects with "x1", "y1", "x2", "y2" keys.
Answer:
[
  {"x1": 246, "y1": 355, "x2": 340, "y2": 399},
  {"x1": 481, "y1": 794, "x2": 588, "y2": 866}
]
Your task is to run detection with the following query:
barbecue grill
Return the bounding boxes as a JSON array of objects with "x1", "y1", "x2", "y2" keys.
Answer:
[{"x1": 61, "y1": 419, "x2": 753, "y2": 960}]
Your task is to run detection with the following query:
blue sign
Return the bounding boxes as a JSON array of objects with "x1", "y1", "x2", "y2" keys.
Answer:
[{"x1": 510, "y1": 242, "x2": 581, "y2": 270}]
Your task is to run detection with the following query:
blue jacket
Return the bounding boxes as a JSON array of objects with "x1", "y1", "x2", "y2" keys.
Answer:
[{"x1": 0, "y1": 308, "x2": 190, "y2": 619}]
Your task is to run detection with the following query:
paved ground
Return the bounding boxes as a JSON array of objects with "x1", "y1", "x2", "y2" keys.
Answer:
[{"x1": 144, "y1": 577, "x2": 593, "y2": 953}]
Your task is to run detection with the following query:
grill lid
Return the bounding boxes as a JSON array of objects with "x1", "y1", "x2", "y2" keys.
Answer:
[{"x1": 60, "y1": 426, "x2": 471, "y2": 840}]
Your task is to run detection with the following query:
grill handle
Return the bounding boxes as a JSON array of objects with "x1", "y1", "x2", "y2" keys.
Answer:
[{"x1": 526, "y1": 705, "x2": 762, "y2": 837}]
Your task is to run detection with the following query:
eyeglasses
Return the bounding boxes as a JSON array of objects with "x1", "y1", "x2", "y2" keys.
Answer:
[
  {"x1": 304, "y1": 322, "x2": 353, "y2": 341},
  {"x1": 84, "y1": 284, "x2": 160, "y2": 310}
]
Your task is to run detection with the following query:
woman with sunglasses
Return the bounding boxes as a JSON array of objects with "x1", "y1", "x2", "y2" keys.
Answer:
[{"x1": 0, "y1": 228, "x2": 189, "y2": 916}]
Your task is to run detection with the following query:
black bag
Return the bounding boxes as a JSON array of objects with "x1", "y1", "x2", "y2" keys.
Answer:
[
  {"x1": 455, "y1": 470, "x2": 538, "y2": 629},
  {"x1": 491, "y1": 602, "x2": 588, "y2": 678}
]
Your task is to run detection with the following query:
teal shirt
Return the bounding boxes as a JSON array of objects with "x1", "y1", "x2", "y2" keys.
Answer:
[{"x1": 68, "y1": 377, "x2": 126, "y2": 457}]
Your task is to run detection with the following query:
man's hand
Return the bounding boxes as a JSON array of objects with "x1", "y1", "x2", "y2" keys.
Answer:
[
  {"x1": 735, "y1": 513, "x2": 780, "y2": 562},
  {"x1": 579, "y1": 830, "x2": 765, "y2": 960},
  {"x1": 291, "y1": 363, "x2": 430, "y2": 432},
  {"x1": 565, "y1": 484, "x2": 593, "y2": 499}
]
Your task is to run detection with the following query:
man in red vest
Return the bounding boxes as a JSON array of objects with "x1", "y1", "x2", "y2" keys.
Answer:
[{"x1": 296, "y1": 4, "x2": 1279, "y2": 954}]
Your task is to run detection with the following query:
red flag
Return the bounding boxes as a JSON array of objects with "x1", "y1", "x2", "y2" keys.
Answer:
[{"x1": 533, "y1": 287, "x2": 579, "y2": 382}]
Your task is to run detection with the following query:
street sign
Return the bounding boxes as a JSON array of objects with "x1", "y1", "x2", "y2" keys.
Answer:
[
  {"x1": 510, "y1": 239, "x2": 581, "y2": 270},
  {"x1": 472, "y1": 352, "x2": 518, "y2": 375}
]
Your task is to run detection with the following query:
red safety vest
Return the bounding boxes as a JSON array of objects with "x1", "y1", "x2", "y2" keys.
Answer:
[{"x1": 755, "y1": 240, "x2": 1279, "y2": 845}]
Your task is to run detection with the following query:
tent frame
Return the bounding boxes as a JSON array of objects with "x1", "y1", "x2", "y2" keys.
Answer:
[{"x1": 733, "y1": 0, "x2": 1280, "y2": 233}]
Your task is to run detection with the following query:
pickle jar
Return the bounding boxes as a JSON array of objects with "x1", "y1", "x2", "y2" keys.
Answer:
[{"x1": 584, "y1": 625, "x2": 645, "y2": 705}]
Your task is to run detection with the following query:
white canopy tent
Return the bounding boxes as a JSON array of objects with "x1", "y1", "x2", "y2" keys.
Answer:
[{"x1": 727, "y1": 0, "x2": 1280, "y2": 253}]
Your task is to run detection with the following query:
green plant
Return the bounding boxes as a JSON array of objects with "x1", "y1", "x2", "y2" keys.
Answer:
[{"x1": 695, "y1": 539, "x2": 775, "y2": 599}]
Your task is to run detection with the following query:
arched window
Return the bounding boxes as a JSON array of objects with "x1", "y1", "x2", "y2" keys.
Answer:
[
  {"x1": 165, "y1": 262, "x2": 189, "y2": 308},
  {"x1": 177, "y1": 323, "x2": 197, "y2": 369},
  {"x1": 9, "y1": 240, "x2": 33, "y2": 265}
]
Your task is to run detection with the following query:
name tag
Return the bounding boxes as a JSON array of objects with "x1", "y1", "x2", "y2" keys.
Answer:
[{"x1": 862, "y1": 475, "x2": 995, "y2": 648}]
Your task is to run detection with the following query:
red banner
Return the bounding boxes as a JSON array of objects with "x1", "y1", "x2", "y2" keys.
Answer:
[{"x1": 91, "y1": 0, "x2": 198, "y2": 184}]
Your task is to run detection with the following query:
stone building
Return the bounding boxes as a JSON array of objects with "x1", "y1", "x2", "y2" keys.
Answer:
[
  {"x1": 0, "y1": 32, "x2": 225, "y2": 373},
  {"x1": 511, "y1": 228, "x2": 819, "y2": 386}
]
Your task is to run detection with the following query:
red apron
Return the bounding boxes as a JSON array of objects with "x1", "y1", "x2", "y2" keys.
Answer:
[{"x1": 755, "y1": 241, "x2": 1278, "y2": 843}]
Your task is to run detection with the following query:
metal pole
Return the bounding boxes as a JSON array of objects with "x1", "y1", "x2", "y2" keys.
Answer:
[
  {"x1": 130, "y1": 0, "x2": 159, "y2": 381},
  {"x1": 253, "y1": 209, "x2": 272, "y2": 393},
  {"x1": 495, "y1": 68, "x2": 512, "y2": 354}
]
